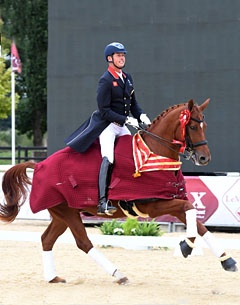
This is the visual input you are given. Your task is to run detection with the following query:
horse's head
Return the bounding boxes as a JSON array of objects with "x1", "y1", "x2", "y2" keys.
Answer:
[
  {"x1": 183, "y1": 98, "x2": 211, "y2": 166},
  {"x1": 142, "y1": 98, "x2": 211, "y2": 166}
]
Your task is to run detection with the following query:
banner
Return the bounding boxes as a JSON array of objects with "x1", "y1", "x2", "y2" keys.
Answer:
[{"x1": 11, "y1": 42, "x2": 22, "y2": 73}]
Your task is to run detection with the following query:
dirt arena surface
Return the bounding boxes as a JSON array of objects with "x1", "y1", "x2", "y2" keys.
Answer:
[{"x1": 0, "y1": 220, "x2": 239, "y2": 305}]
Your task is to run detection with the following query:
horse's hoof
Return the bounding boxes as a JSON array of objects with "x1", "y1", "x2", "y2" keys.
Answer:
[
  {"x1": 49, "y1": 276, "x2": 66, "y2": 283},
  {"x1": 221, "y1": 257, "x2": 238, "y2": 272},
  {"x1": 179, "y1": 240, "x2": 193, "y2": 258},
  {"x1": 115, "y1": 277, "x2": 129, "y2": 285}
]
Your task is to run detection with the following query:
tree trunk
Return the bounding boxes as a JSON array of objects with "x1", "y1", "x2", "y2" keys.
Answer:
[{"x1": 33, "y1": 112, "x2": 43, "y2": 146}]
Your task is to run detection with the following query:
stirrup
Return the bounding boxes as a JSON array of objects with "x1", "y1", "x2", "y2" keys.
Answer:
[{"x1": 97, "y1": 200, "x2": 117, "y2": 216}]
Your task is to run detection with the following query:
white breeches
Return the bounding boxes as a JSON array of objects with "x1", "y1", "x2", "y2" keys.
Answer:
[{"x1": 99, "y1": 123, "x2": 131, "y2": 163}]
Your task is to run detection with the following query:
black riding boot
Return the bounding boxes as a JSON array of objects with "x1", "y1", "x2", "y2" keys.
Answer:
[{"x1": 97, "y1": 157, "x2": 117, "y2": 216}]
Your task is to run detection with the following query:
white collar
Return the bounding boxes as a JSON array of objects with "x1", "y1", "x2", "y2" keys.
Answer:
[{"x1": 116, "y1": 71, "x2": 124, "y2": 82}]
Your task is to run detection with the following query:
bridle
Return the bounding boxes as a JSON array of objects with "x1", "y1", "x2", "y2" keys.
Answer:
[
  {"x1": 138, "y1": 115, "x2": 208, "y2": 160},
  {"x1": 183, "y1": 116, "x2": 208, "y2": 159},
  {"x1": 185, "y1": 117, "x2": 208, "y2": 147}
]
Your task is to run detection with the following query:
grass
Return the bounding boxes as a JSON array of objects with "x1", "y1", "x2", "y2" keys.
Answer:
[{"x1": 99, "y1": 218, "x2": 164, "y2": 237}]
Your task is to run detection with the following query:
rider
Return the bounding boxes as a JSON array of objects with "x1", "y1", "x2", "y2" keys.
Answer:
[
  {"x1": 65, "y1": 42, "x2": 151, "y2": 216},
  {"x1": 96, "y1": 42, "x2": 151, "y2": 215}
]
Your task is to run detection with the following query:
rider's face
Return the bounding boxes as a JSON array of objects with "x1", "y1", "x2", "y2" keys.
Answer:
[{"x1": 112, "y1": 53, "x2": 126, "y2": 69}]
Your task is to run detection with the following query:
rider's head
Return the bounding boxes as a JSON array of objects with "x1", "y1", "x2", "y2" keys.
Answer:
[{"x1": 104, "y1": 42, "x2": 127, "y2": 69}]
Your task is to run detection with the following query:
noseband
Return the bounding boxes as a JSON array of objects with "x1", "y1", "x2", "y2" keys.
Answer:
[{"x1": 139, "y1": 115, "x2": 208, "y2": 160}]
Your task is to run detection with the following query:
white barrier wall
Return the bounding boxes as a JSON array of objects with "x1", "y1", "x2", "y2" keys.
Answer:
[
  {"x1": 194, "y1": 174, "x2": 240, "y2": 227},
  {"x1": 0, "y1": 166, "x2": 239, "y2": 226}
]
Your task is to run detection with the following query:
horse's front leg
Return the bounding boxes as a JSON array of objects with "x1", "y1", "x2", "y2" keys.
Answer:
[
  {"x1": 174, "y1": 202, "x2": 237, "y2": 272},
  {"x1": 196, "y1": 219, "x2": 237, "y2": 272},
  {"x1": 166, "y1": 200, "x2": 200, "y2": 258},
  {"x1": 145, "y1": 199, "x2": 199, "y2": 257},
  {"x1": 146, "y1": 199, "x2": 237, "y2": 272},
  {"x1": 146, "y1": 199, "x2": 198, "y2": 240}
]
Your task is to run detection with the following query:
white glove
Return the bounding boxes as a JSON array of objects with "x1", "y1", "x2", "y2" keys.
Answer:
[
  {"x1": 140, "y1": 113, "x2": 151, "y2": 125},
  {"x1": 125, "y1": 116, "x2": 139, "y2": 128}
]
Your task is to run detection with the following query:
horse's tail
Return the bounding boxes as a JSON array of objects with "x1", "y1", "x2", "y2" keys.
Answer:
[{"x1": 0, "y1": 161, "x2": 36, "y2": 223}]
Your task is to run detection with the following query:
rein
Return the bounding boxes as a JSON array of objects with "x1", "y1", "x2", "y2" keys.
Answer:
[{"x1": 138, "y1": 115, "x2": 208, "y2": 160}]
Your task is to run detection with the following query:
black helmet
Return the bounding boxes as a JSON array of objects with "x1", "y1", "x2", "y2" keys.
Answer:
[{"x1": 104, "y1": 42, "x2": 127, "y2": 61}]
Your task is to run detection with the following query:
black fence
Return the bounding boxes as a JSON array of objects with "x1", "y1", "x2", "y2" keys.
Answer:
[{"x1": 0, "y1": 146, "x2": 47, "y2": 163}]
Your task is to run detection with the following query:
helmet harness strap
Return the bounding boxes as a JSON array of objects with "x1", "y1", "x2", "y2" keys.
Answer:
[{"x1": 108, "y1": 54, "x2": 125, "y2": 70}]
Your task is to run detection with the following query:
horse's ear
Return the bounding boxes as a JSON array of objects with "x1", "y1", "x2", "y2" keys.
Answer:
[
  {"x1": 200, "y1": 98, "x2": 210, "y2": 111},
  {"x1": 187, "y1": 99, "x2": 194, "y2": 111}
]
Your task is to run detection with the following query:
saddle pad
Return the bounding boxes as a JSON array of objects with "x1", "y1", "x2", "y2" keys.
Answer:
[{"x1": 30, "y1": 135, "x2": 187, "y2": 213}]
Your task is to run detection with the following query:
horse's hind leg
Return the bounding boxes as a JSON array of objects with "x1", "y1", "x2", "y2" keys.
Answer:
[
  {"x1": 67, "y1": 209, "x2": 129, "y2": 284},
  {"x1": 41, "y1": 212, "x2": 68, "y2": 283},
  {"x1": 41, "y1": 216, "x2": 68, "y2": 251},
  {"x1": 46, "y1": 203, "x2": 128, "y2": 284}
]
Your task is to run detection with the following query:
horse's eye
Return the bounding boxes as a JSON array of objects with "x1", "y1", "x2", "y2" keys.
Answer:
[{"x1": 189, "y1": 125, "x2": 197, "y2": 130}]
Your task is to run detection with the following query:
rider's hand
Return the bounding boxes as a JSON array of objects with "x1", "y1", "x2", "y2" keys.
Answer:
[
  {"x1": 140, "y1": 113, "x2": 151, "y2": 125},
  {"x1": 125, "y1": 116, "x2": 139, "y2": 128}
]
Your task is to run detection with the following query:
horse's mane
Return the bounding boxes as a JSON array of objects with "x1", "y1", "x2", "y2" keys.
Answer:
[{"x1": 150, "y1": 102, "x2": 188, "y2": 127}]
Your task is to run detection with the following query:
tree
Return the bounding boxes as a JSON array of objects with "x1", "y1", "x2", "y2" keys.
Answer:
[
  {"x1": 0, "y1": 21, "x2": 20, "y2": 121},
  {"x1": 0, "y1": 57, "x2": 19, "y2": 119},
  {"x1": 0, "y1": 0, "x2": 47, "y2": 146}
]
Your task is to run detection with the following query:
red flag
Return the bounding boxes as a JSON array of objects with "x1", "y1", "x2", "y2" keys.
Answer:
[{"x1": 11, "y1": 42, "x2": 22, "y2": 73}]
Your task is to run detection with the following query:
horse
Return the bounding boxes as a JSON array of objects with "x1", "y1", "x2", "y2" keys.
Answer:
[{"x1": 0, "y1": 98, "x2": 237, "y2": 285}]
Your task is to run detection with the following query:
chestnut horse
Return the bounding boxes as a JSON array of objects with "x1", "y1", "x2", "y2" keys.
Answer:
[{"x1": 0, "y1": 99, "x2": 237, "y2": 285}]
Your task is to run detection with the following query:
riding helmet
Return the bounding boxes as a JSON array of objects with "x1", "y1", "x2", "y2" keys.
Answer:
[{"x1": 104, "y1": 42, "x2": 127, "y2": 61}]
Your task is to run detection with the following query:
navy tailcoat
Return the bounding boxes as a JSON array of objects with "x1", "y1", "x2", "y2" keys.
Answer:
[{"x1": 65, "y1": 66, "x2": 143, "y2": 153}]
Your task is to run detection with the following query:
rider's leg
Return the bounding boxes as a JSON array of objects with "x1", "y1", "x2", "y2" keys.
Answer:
[
  {"x1": 97, "y1": 124, "x2": 131, "y2": 215},
  {"x1": 97, "y1": 124, "x2": 117, "y2": 215},
  {"x1": 97, "y1": 156, "x2": 116, "y2": 215}
]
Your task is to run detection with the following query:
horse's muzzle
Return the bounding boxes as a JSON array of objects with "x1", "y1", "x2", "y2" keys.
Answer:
[{"x1": 192, "y1": 152, "x2": 211, "y2": 166}]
